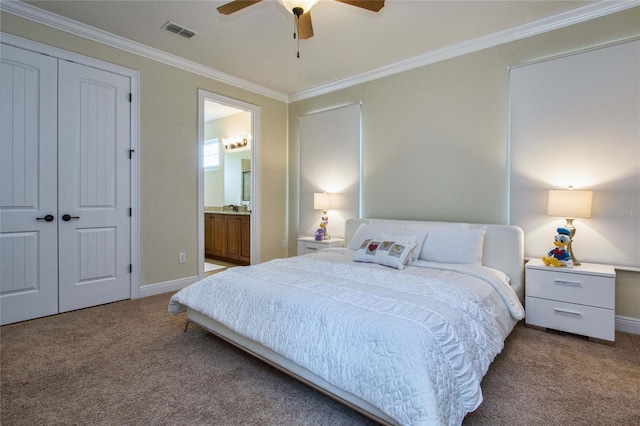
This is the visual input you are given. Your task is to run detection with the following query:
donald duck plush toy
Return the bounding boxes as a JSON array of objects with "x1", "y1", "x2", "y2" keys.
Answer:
[{"x1": 542, "y1": 227, "x2": 574, "y2": 268}]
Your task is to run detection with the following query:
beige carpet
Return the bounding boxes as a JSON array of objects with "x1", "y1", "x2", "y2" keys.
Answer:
[{"x1": 1, "y1": 292, "x2": 639, "y2": 426}]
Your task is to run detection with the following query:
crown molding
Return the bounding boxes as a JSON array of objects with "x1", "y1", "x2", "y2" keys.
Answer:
[
  {"x1": 288, "y1": 0, "x2": 640, "y2": 102},
  {"x1": 0, "y1": 0, "x2": 289, "y2": 103},
  {"x1": 2, "y1": 0, "x2": 637, "y2": 104}
]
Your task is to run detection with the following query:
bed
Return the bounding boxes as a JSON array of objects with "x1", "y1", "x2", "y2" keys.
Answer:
[{"x1": 169, "y1": 218, "x2": 525, "y2": 426}]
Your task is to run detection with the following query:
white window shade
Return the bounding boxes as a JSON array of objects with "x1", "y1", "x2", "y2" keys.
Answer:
[
  {"x1": 509, "y1": 39, "x2": 639, "y2": 268},
  {"x1": 299, "y1": 103, "x2": 361, "y2": 238}
]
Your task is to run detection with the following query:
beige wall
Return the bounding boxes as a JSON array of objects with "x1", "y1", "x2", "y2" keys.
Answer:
[
  {"x1": 287, "y1": 8, "x2": 640, "y2": 319},
  {"x1": 1, "y1": 12, "x2": 288, "y2": 289}
]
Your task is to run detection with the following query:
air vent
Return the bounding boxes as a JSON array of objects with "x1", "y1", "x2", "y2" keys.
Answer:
[{"x1": 162, "y1": 21, "x2": 196, "y2": 39}]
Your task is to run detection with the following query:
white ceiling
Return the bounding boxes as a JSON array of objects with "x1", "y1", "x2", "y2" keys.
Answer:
[
  {"x1": 204, "y1": 100, "x2": 243, "y2": 122},
  {"x1": 8, "y1": 1, "x2": 631, "y2": 99}
]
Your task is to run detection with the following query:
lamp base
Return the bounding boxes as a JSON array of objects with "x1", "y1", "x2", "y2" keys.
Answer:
[
  {"x1": 565, "y1": 218, "x2": 581, "y2": 266},
  {"x1": 319, "y1": 210, "x2": 330, "y2": 240}
]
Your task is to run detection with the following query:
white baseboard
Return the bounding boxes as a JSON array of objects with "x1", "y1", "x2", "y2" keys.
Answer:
[
  {"x1": 137, "y1": 275, "x2": 199, "y2": 298},
  {"x1": 616, "y1": 315, "x2": 640, "y2": 335}
]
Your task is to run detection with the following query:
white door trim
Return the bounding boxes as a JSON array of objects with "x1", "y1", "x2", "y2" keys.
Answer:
[
  {"x1": 1, "y1": 33, "x2": 141, "y2": 299},
  {"x1": 197, "y1": 90, "x2": 261, "y2": 280}
]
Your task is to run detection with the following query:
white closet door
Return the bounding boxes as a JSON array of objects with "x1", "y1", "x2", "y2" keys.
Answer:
[
  {"x1": 0, "y1": 44, "x2": 59, "y2": 325},
  {"x1": 57, "y1": 60, "x2": 131, "y2": 312}
]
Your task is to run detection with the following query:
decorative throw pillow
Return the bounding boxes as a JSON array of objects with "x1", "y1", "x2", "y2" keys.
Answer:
[
  {"x1": 381, "y1": 231, "x2": 427, "y2": 263},
  {"x1": 348, "y1": 223, "x2": 427, "y2": 263},
  {"x1": 347, "y1": 222, "x2": 400, "y2": 250},
  {"x1": 353, "y1": 238, "x2": 417, "y2": 270}
]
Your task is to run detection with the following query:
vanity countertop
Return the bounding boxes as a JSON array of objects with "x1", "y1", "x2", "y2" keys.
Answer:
[{"x1": 205, "y1": 210, "x2": 251, "y2": 216}]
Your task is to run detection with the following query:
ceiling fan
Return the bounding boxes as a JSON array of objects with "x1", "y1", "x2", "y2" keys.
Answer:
[{"x1": 217, "y1": 1, "x2": 385, "y2": 43}]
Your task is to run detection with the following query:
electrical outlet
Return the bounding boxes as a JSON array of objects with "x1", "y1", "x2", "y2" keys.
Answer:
[
  {"x1": 282, "y1": 239, "x2": 287, "y2": 248},
  {"x1": 178, "y1": 252, "x2": 186, "y2": 264}
]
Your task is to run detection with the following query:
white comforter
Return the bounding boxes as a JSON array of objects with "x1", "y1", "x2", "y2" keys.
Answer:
[{"x1": 169, "y1": 249, "x2": 524, "y2": 426}]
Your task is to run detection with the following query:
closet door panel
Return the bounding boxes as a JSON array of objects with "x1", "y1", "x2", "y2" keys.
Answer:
[
  {"x1": 0, "y1": 44, "x2": 59, "y2": 325},
  {"x1": 57, "y1": 60, "x2": 131, "y2": 312}
]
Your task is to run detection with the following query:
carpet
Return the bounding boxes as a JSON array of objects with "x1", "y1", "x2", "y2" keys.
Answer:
[{"x1": 1, "y1": 292, "x2": 638, "y2": 425}]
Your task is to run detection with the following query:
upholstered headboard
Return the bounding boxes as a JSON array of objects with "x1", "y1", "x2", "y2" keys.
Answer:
[{"x1": 345, "y1": 218, "x2": 525, "y2": 302}]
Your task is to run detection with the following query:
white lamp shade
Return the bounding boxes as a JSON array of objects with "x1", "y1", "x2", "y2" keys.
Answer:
[
  {"x1": 278, "y1": 0, "x2": 319, "y2": 13},
  {"x1": 314, "y1": 192, "x2": 333, "y2": 210},
  {"x1": 548, "y1": 190, "x2": 593, "y2": 218}
]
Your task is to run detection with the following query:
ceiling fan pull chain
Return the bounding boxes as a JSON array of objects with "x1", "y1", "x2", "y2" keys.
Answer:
[
  {"x1": 293, "y1": 13, "x2": 300, "y2": 58},
  {"x1": 293, "y1": 14, "x2": 297, "y2": 40},
  {"x1": 292, "y1": 7, "x2": 303, "y2": 58}
]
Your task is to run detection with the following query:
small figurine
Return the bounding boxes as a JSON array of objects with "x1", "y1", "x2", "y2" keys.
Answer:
[
  {"x1": 542, "y1": 227, "x2": 574, "y2": 268},
  {"x1": 314, "y1": 227, "x2": 325, "y2": 241},
  {"x1": 317, "y1": 210, "x2": 330, "y2": 240}
]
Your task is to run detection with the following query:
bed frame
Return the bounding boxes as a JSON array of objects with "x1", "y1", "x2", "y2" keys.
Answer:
[{"x1": 184, "y1": 219, "x2": 524, "y2": 425}]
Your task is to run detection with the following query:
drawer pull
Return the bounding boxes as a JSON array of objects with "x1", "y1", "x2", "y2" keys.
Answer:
[
  {"x1": 306, "y1": 247, "x2": 318, "y2": 251},
  {"x1": 553, "y1": 279, "x2": 582, "y2": 287},
  {"x1": 553, "y1": 308, "x2": 582, "y2": 317}
]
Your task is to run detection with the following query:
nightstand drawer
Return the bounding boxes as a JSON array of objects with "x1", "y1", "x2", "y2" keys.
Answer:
[
  {"x1": 299, "y1": 241, "x2": 326, "y2": 253},
  {"x1": 297, "y1": 237, "x2": 344, "y2": 256},
  {"x1": 526, "y1": 268, "x2": 614, "y2": 309},
  {"x1": 525, "y1": 297, "x2": 615, "y2": 341}
]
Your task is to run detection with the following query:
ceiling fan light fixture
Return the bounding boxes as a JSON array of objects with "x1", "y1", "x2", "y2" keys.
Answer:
[{"x1": 278, "y1": 0, "x2": 319, "y2": 14}]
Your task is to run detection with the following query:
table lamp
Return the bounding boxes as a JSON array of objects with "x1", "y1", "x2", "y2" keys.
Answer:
[
  {"x1": 313, "y1": 192, "x2": 333, "y2": 240},
  {"x1": 547, "y1": 187, "x2": 593, "y2": 266}
]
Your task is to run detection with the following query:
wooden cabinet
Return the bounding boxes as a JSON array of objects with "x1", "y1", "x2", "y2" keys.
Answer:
[
  {"x1": 205, "y1": 215, "x2": 213, "y2": 256},
  {"x1": 205, "y1": 214, "x2": 225, "y2": 258},
  {"x1": 205, "y1": 213, "x2": 250, "y2": 265},
  {"x1": 240, "y1": 215, "x2": 251, "y2": 263},
  {"x1": 225, "y1": 216, "x2": 241, "y2": 260}
]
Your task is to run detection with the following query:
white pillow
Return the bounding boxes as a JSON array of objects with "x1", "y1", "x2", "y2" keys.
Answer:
[
  {"x1": 404, "y1": 223, "x2": 467, "y2": 260},
  {"x1": 419, "y1": 226, "x2": 486, "y2": 265},
  {"x1": 353, "y1": 238, "x2": 417, "y2": 270}
]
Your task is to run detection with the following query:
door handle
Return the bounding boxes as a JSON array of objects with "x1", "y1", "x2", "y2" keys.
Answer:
[
  {"x1": 62, "y1": 214, "x2": 80, "y2": 221},
  {"x1": 36, "y1": 214, "x2": 55, "y2": 222}
]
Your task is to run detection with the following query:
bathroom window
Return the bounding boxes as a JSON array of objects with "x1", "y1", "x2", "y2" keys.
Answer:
[{"x1": 204, "y1": 138, "x2": 220, "y2": 171}]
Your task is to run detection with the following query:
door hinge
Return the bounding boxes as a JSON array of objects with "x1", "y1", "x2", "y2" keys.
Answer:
[
  {"x1": 129, "y1": 149, "x2": 135, "y2": 159},
  {"x1": 129, "y1": 264, "x2": 133, "y2": 273},
  {"x1": 129, "y1": 208, "x2": 132, "y2": 217},
  {"x1": 128, "y1": 93, "x2": 132, "y2": 102}
]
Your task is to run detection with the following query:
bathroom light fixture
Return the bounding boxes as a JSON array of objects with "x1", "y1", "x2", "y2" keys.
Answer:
[
  {"x1": 547, "y1": 186, "x2": 593, "y2": 265},
  {"x1": 223, "y1": 135, "x2": 251, "y2": 152},
  {"x1": 314, "y1": 192, "x2": 333, "y2": 240}
]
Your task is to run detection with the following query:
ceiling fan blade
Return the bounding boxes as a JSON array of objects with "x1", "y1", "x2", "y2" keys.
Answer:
[
  {"x1": 296, "y1": 11, "x2": 314, "y2": 40},
  {"x1": 217, "y1": 0, "x2": 262, "y2": 15},
  {"x1": 335, "y1": 0, "x2": 384, "y2": 12}
]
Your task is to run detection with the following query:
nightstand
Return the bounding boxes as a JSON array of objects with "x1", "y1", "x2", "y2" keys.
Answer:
[
  {"x1": 297, "y1": 236, "x2": 344, "y2": 255},
  {"x1": 525, "y1": 258, "x2": 616, "y2": 343}
]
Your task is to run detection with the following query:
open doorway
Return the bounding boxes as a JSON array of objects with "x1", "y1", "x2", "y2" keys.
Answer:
[{"x1": 197, "y1": 90, "x2": 261, "y2": 280}]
